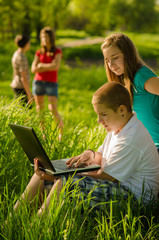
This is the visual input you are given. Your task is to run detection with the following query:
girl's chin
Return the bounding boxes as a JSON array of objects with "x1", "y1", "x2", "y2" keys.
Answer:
[
  {"x1": 117, "y1": 72, "x2": 124, "y2": 76},
  {"x1": 115, "y1": 71, "x2": 122, "y2": 76}
]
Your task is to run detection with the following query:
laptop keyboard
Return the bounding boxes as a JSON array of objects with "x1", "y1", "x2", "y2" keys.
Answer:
[{"x1": 51, "y1": 158, "x2": 76, "y2": 171}]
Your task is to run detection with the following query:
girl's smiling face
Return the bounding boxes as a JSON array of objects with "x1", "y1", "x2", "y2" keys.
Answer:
[{"x1": 102, "y1": 45, "x2": 125, "y2": 76}]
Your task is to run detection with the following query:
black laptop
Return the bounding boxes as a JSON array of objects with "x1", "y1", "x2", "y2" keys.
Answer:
[{"x1": 9, "y1": 123, "x2": 100, "y2": 176}]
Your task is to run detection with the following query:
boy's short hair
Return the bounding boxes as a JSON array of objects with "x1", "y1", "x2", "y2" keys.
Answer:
[
  {"x1": 92, "y1": 82, "x2": 132, "y2": 112},
  {"x1": 15, "y1": 35, "x2": 30, "y2": 48}
]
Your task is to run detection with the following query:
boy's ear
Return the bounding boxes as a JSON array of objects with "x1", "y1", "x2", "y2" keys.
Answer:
[{"x1": 118, "y1": 105, "x2": 126, "y2": 114}]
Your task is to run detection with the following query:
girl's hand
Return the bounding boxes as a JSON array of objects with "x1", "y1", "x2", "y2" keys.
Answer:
[{"x1": 37, "y1": 63, "x2": 42, "y2": 68}]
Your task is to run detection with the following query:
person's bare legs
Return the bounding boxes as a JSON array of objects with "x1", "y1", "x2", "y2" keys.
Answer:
[
  {"x1": 13, "y1": 173, "x2": 44, "y2": 212},
  {"x1": 4, "y1": 173, "x2": 44, "y2": 227},
  {"x1": 37, "y1": 177, "x2": 62, "y2": 217},
  {"x1": 48, "y1": 96, "x2": 64, "y2": 140},
  {"x1": 34, "y1": 95, "x2": 64, "y2": 140},
  {"x1": 34, "y1": 95, "x2": 46, "y2": 138},
  {"x1": 34, "y1": 95, "x2": 45, "y2": 112}
]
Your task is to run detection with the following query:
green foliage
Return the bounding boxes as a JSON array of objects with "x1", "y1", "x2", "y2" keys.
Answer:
[
  {"x1": 126, "y1": 32, "x2": 159, "y2": 60},
  {"x1": 105, "y1": 0, "x2": 131, "y2": 31},
  {"x1": 106, "y1": 0, "x2": 158, "y2": 33},
  {"x1": 0, "y1": 41, "x2": 15, "y2": 81},
  {"x1": 66, "y1": 0, "x2": 109, "y2": 35},
  {"x1": 1, "y1": 172, "x2": 159, "y2": 239},
  {"x1": 42, "y1": 0, "x2": 71, "y2": 29},
  {"x1": 0, "y1": 0, "x2": 159, "y2": 39},
  {"x1": 130, "y1": 0, "x2": 158, "y2": 33},
  {"x1": 62, "y1": 44, "x2": 103, "y2": 60}
]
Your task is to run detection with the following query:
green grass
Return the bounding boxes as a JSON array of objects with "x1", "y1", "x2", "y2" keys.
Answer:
[
  {"x1": 59, "y1": 31, "x2": 159, "y2": 63},
  {"x1": 1, "y1": 31, "x2": 159, "y2": 239},
  {"x1": 61, "y1": 44, "x2": 104, "y2": 61},
  {"x1": 125, "y1": 32, "x2": 159, "y2": 61},
  {"x1": 56, "y1": 29, "x2": 90, "y2": 39}
]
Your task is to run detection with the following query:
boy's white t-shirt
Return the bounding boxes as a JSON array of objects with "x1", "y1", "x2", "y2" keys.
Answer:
[{"x1": 98, "y1": 113, "x2": 159, "y2": 200}]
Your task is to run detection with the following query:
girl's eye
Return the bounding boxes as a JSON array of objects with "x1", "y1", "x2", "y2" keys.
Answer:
[
  {"x1": 112, "y1": 56, "x2": 118, "y2": 61},
  {"x1": 106, "y1": 57, "x2": 118, "y2": 64}
]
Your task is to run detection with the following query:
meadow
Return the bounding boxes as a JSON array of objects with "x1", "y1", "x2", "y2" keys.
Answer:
[{"x1": 1, "y1": 31, "x2": 159, "y2": 239}]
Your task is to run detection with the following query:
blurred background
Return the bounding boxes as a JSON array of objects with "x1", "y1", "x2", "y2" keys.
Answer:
[{"x1": 1, "y1": 0, "x2": 159, "y2": 39}]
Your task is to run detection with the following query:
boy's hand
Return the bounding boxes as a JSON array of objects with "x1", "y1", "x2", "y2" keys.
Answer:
[
  {"x1": 34, "y1": 158, "x2": 55, "y2": 182},
  {"x1": 66, "y1": 150, "x2": 94, "y2": 168}
]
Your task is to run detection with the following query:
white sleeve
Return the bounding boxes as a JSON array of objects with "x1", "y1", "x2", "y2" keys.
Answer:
[
  {"x1": 103, "y1": 142, "x2": 142, "y2": 182},
  {"x1": 98, "y1": 133, "x2": 110, "y2": 154},
  {"x1": 98, "y1": 139, "x2": 106, "y2": 154}
]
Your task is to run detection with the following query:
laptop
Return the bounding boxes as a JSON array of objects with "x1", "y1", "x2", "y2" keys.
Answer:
[{"x1": 9, "y1": 123, "x2": 100, "y2": 176}]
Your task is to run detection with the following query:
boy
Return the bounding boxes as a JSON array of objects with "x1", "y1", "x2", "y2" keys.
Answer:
[{"x1": 13, "y1": 82, "x2": 159, "y2": 215}]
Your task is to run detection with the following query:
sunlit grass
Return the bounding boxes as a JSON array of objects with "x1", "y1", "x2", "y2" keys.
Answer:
[
  {"x1": 1, "y1": 83, "x2": 159, "y2": 239},
  {"x1": 1, "y1": 32, "x2": 159, "y2": 239}
]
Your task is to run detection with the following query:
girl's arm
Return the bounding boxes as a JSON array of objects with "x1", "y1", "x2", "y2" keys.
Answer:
[
  {"x1": 31, "y1": 55, "x2": 41, "y2": 73},
  {"x1": 36, "y1": 53, "x2": 62, "y2": 72},
  {"x1": 144, "y1": 77, "x2": 159, "y2": 95}
]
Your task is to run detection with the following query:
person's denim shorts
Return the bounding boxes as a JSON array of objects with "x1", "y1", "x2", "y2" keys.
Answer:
[{"x1": 32, "y1": 80, "x2": 58, "y2": 97}]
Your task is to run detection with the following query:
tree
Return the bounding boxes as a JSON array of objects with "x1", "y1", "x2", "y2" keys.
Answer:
[
  {"x1": 41, "y1": 0, "x2": 71, "y2": 30},
  {"x1": 105, "y1": 0, "x2": 131, "y2": 31},
  {"x1": 105, "y1": 0, "x2": 158, "y2": 33},
  {"x1": 0, "y1": 0, "x2": 159, "y2": 40},
  {"x1": 0, "y1": 0, "x2": 17, "y2": 39},
  {"x1": 130, "y1": 0, "x2": 158, "y2": 32},
  {"x1": 65, "y1": 0, "x2": 109, "y2": 35}
]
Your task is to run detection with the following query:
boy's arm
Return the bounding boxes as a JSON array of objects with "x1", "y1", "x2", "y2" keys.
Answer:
[
  {"x1": 66, "y1": 151, "x2": 118, "y2": 182},
  {"x1": 66, "y1": 150, "x2": 102, "y2": 168},
  {"x1": 21, "y1": 71, "x2": 33, "y2": 104},
  {"x1": 81, "y1": 169, "x2": 118, "y2": 182}
]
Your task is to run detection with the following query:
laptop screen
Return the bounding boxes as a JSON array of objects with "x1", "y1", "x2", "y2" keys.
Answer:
[{"x1": 9, "y1": 123, "x2": 55, "y2": 173}]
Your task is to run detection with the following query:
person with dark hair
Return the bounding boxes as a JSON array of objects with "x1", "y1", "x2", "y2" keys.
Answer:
[
  {"x1": 8, "y1": 82, "x2": 159, "y2": 217},
  {"x1": 10, "y1": 35, "x2": 33, "y2": 106},
  {"x1": 31, "y1": 26, "x2": 63, "y2": 140},
  {"x1": 101, "y1": 33, "x2": 159, "y2": 152}
]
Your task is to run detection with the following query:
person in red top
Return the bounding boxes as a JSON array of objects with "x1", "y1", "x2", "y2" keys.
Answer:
[{"x1": 31, "y1": 26, "x2": 63, "y2": 140}]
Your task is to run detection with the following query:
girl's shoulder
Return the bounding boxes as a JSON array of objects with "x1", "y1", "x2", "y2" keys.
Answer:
[
  {"x1": 35, "y1": 49, "x2": 41, "y2": 56},
  {"x1": 134, "y1": 66, "x2": 157, "y2": 83},
  {"x1": 136, "y1": 65, "x2": 156, "y2": 77},
  {"x1": 134, "y1": 65, "x2": 157, "y2": 89},
  {"x1": 55, "y1": 47, "x2": 62, "y2": 54}
]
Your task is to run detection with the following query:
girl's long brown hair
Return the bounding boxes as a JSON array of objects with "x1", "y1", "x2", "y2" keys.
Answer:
[
  {"x1": 40, "y1": 26, "x2": 56, "y2": 56},
  {"x1": 101, "y1": 33, "x2": 145, "y2": 102}
]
